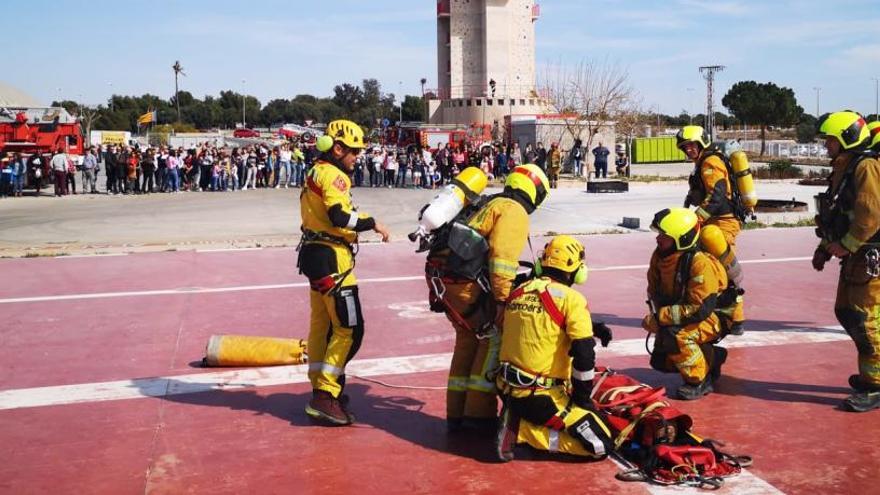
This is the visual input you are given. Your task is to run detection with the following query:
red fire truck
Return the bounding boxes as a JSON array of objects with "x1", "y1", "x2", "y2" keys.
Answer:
[
  {"x1": 378, "y1": 122, "x2": 492, "y2": 152},
  {"x1": 0, "y1": 106, "x2": 84, "y2": 188}
]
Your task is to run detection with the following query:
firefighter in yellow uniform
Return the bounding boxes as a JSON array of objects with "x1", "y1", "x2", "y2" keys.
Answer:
[
  {"x1": 813, "y1": 111, "x2": 880, "y2": 412},
  {"x1": 642, "y1": 208, "x2": 729, "y2": 400},
  {"x1": 298, "y1": 119, "x2": 390, "y2": 425},
  {"x1": 427, "y1": 164, "x2": 550, "y2": 432},
  {"x1": 495, "y1": 235, "x2": 614, "y2": 461},
  {"x1": 677, "y1": 126, "x2": 745, "y2": 335},
  {"x1": 547, "y1": 143, "x2": 562, "y2": 189}
]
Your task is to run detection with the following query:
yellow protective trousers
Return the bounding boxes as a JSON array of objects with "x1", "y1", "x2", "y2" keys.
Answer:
[
  {"x1": 705, "y1": 215, "x2": 744, "y2": 324},
  {"x1": 500, "y1": 385, "x2": 612, "y2": 459},
  {"x1": 653, "y1": 318, "x2": 723, "y2": 384},
  {"x1": 443, "y1": 280, "x2": 500, "y2": 420},
  {"x1": 835, "y1": 250, "x2": 880, "y2": 388},
  {"x1": 301, "y1": 242, "x2": 363, "y2": 399}
]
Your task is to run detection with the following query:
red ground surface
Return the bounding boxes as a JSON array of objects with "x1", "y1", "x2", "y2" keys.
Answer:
[{"x1": 1, "y1": 227, "x2": 877, "y2": 494}]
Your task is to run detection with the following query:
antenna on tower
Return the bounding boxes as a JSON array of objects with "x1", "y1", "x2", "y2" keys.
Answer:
[{"x1": 699, "y1": 65, "x2": 725, "y2": 141}]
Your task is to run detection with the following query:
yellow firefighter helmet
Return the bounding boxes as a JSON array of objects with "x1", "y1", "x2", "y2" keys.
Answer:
[
  {"x1": 651, "y1": 208, "x2": 700, "y2": 251},
  {"x1": 817, "y1": 111, "x2": 869, "y2": 150},
  {"x1": 319, "y1": 119, "x2": 366, "y2": 151},
  {"x1": 540, "y1": 235, "x2": 588, "y2": 284},
  {"x1": 867, "y1": 120, "x2": 880, "y2": 150},
  {"x1": 505, "y1": 164, "x2": 550, "y2": 208},
  {"x1": 675, "y1": 125, "x2": 711, "y2": 150}
]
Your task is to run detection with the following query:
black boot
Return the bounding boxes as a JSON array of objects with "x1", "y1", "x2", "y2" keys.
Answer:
[
  {"x1": 710, "y1": 346, "x2": 728, "y2": 382},
  {"x1": 677, "y1": 379, "x2": 713, "y2": 400},
  {"x1": 843, "y1": 391, "x2": 880, "y2": 412},
  {"x1": 848, "y1": 374, "x2": 880, "y2": 392}
]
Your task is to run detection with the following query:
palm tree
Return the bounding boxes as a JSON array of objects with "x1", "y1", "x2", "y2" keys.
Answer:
[{"x1": 172, "y1": 61, "x2": 186, "y2": 122}]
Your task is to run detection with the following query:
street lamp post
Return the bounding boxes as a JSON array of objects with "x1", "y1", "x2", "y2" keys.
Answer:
[
  {"x1": 241, "y1": 79, "x2": 247, "y2": 128},
  {"x1": 872, "y1": 78, "x2": 879, "y2": 120},
  {"x1": 812, "y1": 86, "x2": 821, "y2": 118},
  {"x1": 108, "y1": 82, "x2": 114, "y2": 111},
  {"x1": 398, "y1": 81, "x2": 403, "y2": 123}
]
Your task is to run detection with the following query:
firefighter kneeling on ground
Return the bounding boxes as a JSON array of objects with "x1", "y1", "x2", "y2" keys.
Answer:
[
  {"x1": 643, "y1": 208, "x2": 729, "y2": 400},
  {"x1": 813, "y1": 111, "x2": 880, "y2": 412},
  {"x1": 427, "y1": 164, "x2": 550, "y2": 433},
  {"x1": 495, "y1": 235, "x2": 614, "y2": 461},
  {"x1": 298, "y1": 119, "x2": 390, "y2": 426},
  {"x1": 676, "y1": 126, "x2": 746, "y2": 335}
]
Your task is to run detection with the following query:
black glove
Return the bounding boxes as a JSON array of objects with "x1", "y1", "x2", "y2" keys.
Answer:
[
  {"x1": 593, "y1": 321, "x2": 613, "y2": 348},
  {"x1": 571, "y1": 378, "x2": 594, "y2": 409}
]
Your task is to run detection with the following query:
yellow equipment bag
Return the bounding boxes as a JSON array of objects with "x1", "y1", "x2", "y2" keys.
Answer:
[{"x1": 204, "y1": 335, "x2": 308, "y2": 367}]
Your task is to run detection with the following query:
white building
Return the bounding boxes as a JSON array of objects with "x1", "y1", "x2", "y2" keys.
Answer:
[{"x1": 428, "y1": 0, "x2": 548, "y2": 126}]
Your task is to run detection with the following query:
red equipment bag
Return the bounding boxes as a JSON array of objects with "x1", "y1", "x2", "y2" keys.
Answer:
[{"x1": 591, "y1": 368, "x2": 751, "y2": 489}]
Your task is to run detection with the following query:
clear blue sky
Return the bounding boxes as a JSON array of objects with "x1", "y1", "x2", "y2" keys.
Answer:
[{"x1": 4, "y1": 0, "x2": 879, "y2": 117}]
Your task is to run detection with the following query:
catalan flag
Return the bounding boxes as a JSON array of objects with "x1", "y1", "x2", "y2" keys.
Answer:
[{"x1": 137, "y1": 110, "x2": 157, "y2": 126}]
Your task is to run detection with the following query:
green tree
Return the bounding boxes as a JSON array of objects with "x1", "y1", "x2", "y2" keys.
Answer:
[
  {"x1": 401, "y1": 95, "x2": 425, "y2": 121},
  {"x1": 796, "y1": 114, "x2": 818, "y2": 143},
  {"x1": 722, "y1": 81, "x2": 803, "y2": 155}
]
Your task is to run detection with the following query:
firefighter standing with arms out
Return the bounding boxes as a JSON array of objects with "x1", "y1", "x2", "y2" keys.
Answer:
[
  {"x1": 676, "y1": 126, "x2": 746, "y2": 335},
  {"x1": 813, "y1": 111, "x2": 880, "y2": 412},
  {"x1": 643, "y1": 208, "x2": 729, "y2": 400},
  {"x1": 495, "y1": 235, "x2": 614, "y2": 461},
  {"x1": 426, "y1": 164, "x2": 550, "y2": 432},
  {"x1": 298, "y1": 119, "x2": 390, "y2": 425}
]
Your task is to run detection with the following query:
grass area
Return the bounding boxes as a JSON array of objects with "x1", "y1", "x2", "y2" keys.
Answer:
[
  {"x1": 743, "y1": 217, "x2": 815, "y2": 230},
  {"x1": 625, "y1": 175, "x2": 690, "y2": 183}
]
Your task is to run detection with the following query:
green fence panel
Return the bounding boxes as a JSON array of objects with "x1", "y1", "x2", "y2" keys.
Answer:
[{"x1": 633, "y1": 137, "x2": 687, "y2": 163}]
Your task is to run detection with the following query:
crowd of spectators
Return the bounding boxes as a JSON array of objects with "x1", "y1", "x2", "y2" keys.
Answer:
[{"x1": 0, "y1": 137, "x2": 629, "y2": 198}]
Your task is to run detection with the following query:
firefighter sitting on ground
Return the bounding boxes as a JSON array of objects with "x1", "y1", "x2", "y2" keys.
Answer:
[
  {"x1": 426, "y1": 164, "x2": 550, "y2": 433},
  {"x1": 813, "y1": 111, "x2": 880, "y2": 412},
  {"x1": 642, "y1": 208, "x2": 729, "y2": 400},
  {"x1": 495, "y1": 235, "x2": 614, "y2": 461},
  {"x1": 677, "y1": 126, "x2": 746, "y2": 335},
  {"x1": 298, "y1": 119, "x2": 390, "y2": 426},
  {"x1": 547, "y1": 143, "x2": 562, "y2": 189}
]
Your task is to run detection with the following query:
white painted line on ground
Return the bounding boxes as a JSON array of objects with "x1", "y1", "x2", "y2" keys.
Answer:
[
  {"x1": 0, "y1": 256, "x2": 813, "y2": 305},
  {"x1": 57, "y1": 253, "x2": 129, "y2": 259},
  {"x1": 195, "y1": 247, "x2": 263, "y2": 253},
  {"x1": 0, "y1": 327, "x2": 846, "y2": 411}
]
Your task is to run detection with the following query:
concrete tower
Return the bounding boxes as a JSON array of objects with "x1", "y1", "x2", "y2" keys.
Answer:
[{"x1": 429, "y1": 0, "x2": 546, "y2": 126}]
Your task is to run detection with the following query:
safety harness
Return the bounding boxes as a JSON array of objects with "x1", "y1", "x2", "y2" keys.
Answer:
[
  {"x1": 815, "y1": 153, "x2": 880, "y2": 278},
  {"x1": 495, "y1": 279, "x2": 568, "y2": 391}
]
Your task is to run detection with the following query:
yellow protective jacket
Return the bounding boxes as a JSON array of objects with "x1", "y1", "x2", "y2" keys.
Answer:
[
  {"x1": 548, "y1": 149, "x2": 562, "y2": 170},
  {"x1": 466, "y1": 195, "x2": 530, "y2": 302},
  {"x1": 823, "y1": 152, "x2": 880, "y2": 253},
  {"x1": 647, "y1": 250, "x2": 728, "y2": 328},
  {"x1": 500, "y1": 277, "x2": 594, "y2": 381},
  {"x1": 301, "y1": 160, "x2": 374, "y2": 245},
  {"x1": 688, "y1": 152, "x2": 736, "y2": 222}
]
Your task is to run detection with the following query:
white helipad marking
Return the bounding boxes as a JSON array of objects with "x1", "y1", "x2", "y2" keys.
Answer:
[
  {"x1": 58, "y1": 253, "x2": 129, "y2": 258},
  {"x1": 0, "y1": 326, "x2": 845, "y2": 411},
  {"x1": 0, "y1": 256, "x2": 813, "y2": 305},
  {"x1": 388, "y1": 300, "x2": 445, "y2": 319},
  {"x1": 195, "y1": 247, "x2": 263, "y2": 253}
]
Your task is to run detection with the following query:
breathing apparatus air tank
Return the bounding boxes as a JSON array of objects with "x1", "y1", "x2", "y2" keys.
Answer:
[
  {"x1": 717, "y1": 140, "x2": 757, "y2": 213},
  {"x1": 700, "y1": 224, "x2": 743, "y2": 286},
  {"x1": 409, "y1": 167, "x2": 488, "y2": 245},
  {"x1": 203, "y1": 335, "x2": 308, "y2": 367}
]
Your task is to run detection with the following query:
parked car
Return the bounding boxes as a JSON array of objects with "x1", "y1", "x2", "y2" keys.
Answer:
[{"x1": 233, "y1": 128, "x2": 260, "y2": 138}]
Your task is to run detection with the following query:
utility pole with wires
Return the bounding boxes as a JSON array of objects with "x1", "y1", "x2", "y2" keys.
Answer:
[
  {"x1": 172, "y1": 61, "x2": 186, "y2": 123},
  {"x1": 699, "y1": 65, "x2": 725, "y2": 141}
]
